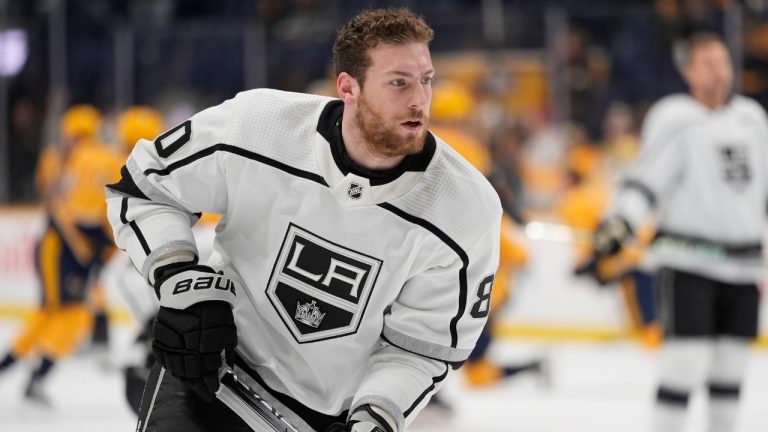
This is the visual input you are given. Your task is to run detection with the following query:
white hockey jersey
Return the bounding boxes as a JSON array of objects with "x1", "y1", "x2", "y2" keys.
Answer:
[
  {"x1": 613, "y1": 93, "x2": 768, "y2": 283},
  {"x1": 106, "y1": 89, "x2": 501, "y2": 430}
]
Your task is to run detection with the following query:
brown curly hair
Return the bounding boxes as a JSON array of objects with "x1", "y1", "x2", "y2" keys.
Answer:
[{"x1": 333, "y1": 8, "x2": 434, "y2": 87}]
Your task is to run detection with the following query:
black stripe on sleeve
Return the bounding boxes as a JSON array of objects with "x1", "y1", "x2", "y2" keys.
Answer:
[
  {"x1": 656, "y1": 386, "x2": 690, "y2": 407},
  {"x1": 121, "y1": 197, "x2": 151, "y2": 255},
  {"x1": 119, "y1": 197, "x2": 129, "y2": 224},
  {"x1": 403, "y1": 363, "x2": 449, "y2": 418},
  {"x1": 143, "y1": 143, "x2": 328, "y2": 187},
  {"x1": 108, "y1": 165, "x2": 149, "y2": 200},
  {"x1": 378, "y1": 203, "x2": 469, "y2": 348},
  {"x1": 622, "y1": 179, "x2": 657, "y2": 208},
  {"x1": 708, "y1": 382, "x2": 741, "y2": 399}
]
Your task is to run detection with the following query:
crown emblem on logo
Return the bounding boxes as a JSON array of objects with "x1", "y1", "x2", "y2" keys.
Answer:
[
  {"x1": 347, "y1": 182, "x2": 363, "y2": 199},
  {"x1": 294, "y1": 300, "x2": 326, "y2": 328}
]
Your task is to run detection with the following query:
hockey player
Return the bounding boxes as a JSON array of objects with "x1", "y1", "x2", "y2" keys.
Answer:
[
  {"x1": 562, "y1": 146, "x2": 661, "y2": 349},
  {"x1": 0, "y1": 104, "x2": 124, "y2": 405},
  {"x1": 107, "y1": 8, "x2": 501, "y2": 432},
  {"x1": 591, "y1": 33, "x2": 768, "y2": 432}
]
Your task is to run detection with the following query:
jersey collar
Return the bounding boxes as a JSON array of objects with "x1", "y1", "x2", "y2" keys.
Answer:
[{"x1": 314, "y1": 100, "x2": 436, "y2": 206}]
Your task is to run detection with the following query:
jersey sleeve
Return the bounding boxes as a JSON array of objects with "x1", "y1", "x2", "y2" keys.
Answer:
[
  {"x1": 750, "y1": 103, "x2": 768, "y2": 207},
  {"x1": 612, "y1": 112, "x2": 687, "y2": 229},
  {"x1": 351, "y1": 343, "x2": 451, "y2": 432},
  {"x1": 638, "y1": 98, "x2": 680, "y2": 152},
  {"x1": 105, "y1": 95, "x2": 237, "y2": 280},
  {"x1": 354, "y1": 217, "x2": 500, "y2": 430},
  {"x1": 382, "y1": 220, "x2": 501, "y2": 363}
]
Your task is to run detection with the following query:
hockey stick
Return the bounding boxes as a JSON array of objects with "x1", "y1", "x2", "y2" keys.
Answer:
[{"x1": 216, "y1": 366, "x2": 303, "y2": 432}]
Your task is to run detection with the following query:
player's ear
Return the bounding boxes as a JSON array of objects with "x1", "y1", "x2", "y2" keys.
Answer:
[{"x1": 337, "y1": 72, "x2": 359, "y2": 105}]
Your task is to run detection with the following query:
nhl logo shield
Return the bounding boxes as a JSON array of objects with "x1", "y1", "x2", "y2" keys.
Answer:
[
  {"x1": 266, "y1": 223, "x2": 382, "y2": 343},
  {"x1": 347, "y1": 182, "x2": 363, "y2": 199}
]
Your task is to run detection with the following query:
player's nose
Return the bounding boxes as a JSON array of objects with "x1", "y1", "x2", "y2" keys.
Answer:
[{"x1": 409, "y1": 84, "x2": 429, "y2": 110}]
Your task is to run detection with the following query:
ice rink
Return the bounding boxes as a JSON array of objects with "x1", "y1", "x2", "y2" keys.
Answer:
[{"x1": 2, "y1": 320, "x2": 767, "y2": 432}]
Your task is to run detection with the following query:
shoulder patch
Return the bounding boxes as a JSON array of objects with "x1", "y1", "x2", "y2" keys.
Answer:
[{"x1": 155, "y1": 121, "x2": 192, "y2": 158}]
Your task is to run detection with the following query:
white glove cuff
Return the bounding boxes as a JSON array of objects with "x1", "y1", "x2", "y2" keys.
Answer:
[{"x1": 148, "y1": 251, "x2": 196, "y2": 284}]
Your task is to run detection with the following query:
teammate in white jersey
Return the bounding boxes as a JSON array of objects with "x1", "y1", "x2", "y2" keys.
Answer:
[
  {"x1": 106, "y1": 8, "x2": 501, "y2": 432},
  {"x1": 591, "y1": 33, "x2": 768, "y2": 432}
]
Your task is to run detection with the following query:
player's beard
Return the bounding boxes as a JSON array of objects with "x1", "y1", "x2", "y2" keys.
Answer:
[{"x1": 355, "y1": 93, "x2": 428, "y2": 158}]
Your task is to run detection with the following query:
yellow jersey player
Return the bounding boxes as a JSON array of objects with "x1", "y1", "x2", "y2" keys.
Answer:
[
  {"x1": 560, "y1": 140, "x2": 660, "y2": 348},
  {"x1": 90, "y1": 106, "x2": 168, "y2": 346},
  {"x1": 0, "y1": 104, "x2": 124, "y2": 406}
]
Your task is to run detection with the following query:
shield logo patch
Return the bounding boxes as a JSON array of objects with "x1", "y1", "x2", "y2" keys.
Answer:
[
  {"x1": 719, "y1": 145, "x2": 751, "y2": 192},
  {"x1": 266, "y1": 223, "x2": 383, "y2": 343}
]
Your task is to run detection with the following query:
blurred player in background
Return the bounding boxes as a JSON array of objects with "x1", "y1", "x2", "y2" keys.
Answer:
[
  {"x1": 590, "y1": 33, "x2": 768, "y2": 432},
  {"x1": 430, "y1": 81, "x2": 545, "y2": 390},
  {"x1": 597, "y1": 103, "x2": 661, "y2": 347},
  {"x1": 0, "y1": 104, "x2": 124, "y2": 405},
  {"x1": 107, "y1": 8, "x2": 501, "y2": 432},
  {"x1": 563, "y1": 142, "x2": 661, "y2": 349}
]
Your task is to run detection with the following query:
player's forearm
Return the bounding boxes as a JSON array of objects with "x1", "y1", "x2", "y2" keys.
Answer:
[
  {"x1": 106, "y1": 188, "x2": 199, "y2": 282},
  {"x1": 352, "y1": 343, "x2": 451, "y2": 432},
  {"x1": 612, "y1": 182, "x2": 655, "y2": 231}
]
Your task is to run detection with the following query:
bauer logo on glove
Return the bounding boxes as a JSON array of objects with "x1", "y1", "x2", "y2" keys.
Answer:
[
  {"x1": 172, "y1": 274, "x2": 236, "y2": 296},
  {"x1": 155, "y1": 264, "x2": 237, "y2": 311}
]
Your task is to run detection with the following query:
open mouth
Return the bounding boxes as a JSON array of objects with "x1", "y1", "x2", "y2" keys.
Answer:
[{"x1": 401, "y1": 120, "x2": 423, "y2": 131}]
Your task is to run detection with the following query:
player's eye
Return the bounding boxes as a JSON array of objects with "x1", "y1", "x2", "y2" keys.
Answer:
[
  {"x1": 421, "y1": 76, "x2": 433, "y2": 85},
  {"x1": 391, "y1": 79, "x2": 406, "y2": 87}
]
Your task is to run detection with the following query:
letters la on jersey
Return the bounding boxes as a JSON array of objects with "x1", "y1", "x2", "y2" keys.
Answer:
[{"x1": 267, "y1": 223, "x2": 383, "y2": 343}]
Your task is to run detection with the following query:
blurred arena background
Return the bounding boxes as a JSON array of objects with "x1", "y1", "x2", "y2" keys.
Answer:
[{"x1": 1, "y1": 1, "x2": 768, "y2": 431}]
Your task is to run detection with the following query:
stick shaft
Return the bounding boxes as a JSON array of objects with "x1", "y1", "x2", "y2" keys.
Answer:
[{"x1": 216, "y1": 368, "x2": 302, "y2": 432}]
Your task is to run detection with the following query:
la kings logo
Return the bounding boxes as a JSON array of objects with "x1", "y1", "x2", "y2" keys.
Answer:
[
  {"x1": 719, "y1": 145, "x2": 751, "y2": 192},
  {"x1": 266, "y1": 223, "x2": 382, "y2": 343}
]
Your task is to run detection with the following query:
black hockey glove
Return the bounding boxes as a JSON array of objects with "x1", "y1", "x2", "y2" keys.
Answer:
[
  {"x1": 325, "y1": 405, "x2": 394, "y2": 432},
  {"x1": 592, "y1": 215, "x2": 632, "y2": 258},
  {"x1": 151, "y1": 263, "x2": 238, "y2": 402},
  {"x1": 575, "y1": 215, "x2": 634, "y2": 285}
]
